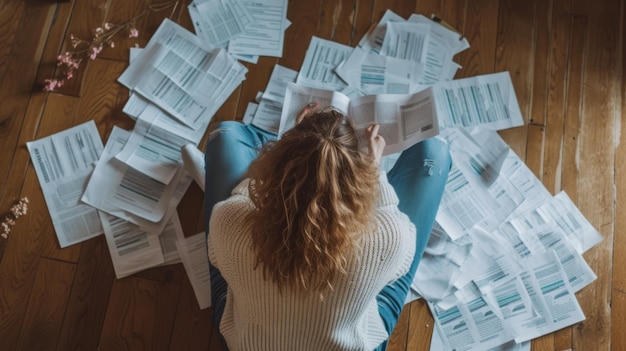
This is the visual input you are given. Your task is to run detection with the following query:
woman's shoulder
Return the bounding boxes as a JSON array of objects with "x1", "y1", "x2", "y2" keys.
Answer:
[
  {"x1": 374, "y1": 207, "x2": 415, "y2": 235},
  {"x1": 213, "y1": 193, "x2": 253, "y2": 217},
  {"x1": 211, "y1": 183, "x2": 254, "y2": 225},
  {"x1": 369, "y1": 209, "x2": 416, "y2": 252}
]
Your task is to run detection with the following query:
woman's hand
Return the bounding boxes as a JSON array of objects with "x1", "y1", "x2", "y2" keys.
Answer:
[
  {"x1": 296, "y1": 102, "x2": 319, "y2": 124},
  {"x1": 366, "y1": 124, "x2": 385, "y2": 166}
]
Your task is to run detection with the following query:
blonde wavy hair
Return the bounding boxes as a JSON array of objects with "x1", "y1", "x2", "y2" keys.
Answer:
[{"x1": 246, "y1": 109, "x2": 380, "y2": 294}]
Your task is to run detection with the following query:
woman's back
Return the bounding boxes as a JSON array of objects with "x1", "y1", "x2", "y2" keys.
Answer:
[{"x1": 208, "y1": 176, "x2": 416, "y2": 350}]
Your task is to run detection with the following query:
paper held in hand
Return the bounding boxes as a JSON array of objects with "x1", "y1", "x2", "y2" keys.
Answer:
[{"x1": 279, "y1": 71, "x2": 523, "y2": 155}]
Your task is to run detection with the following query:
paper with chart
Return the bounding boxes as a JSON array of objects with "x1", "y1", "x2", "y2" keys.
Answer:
[
  {"x1": 433, "y1": 72, "x2": 523, "y2": 130},
  {"x1": 187, "y1": 0, "x2": 255, "y2": 46},
  {"x1": 381, "y1": 21, "x2": 431, "y2": 64},
  {"x1": 100, "y1": 211, "x2": 183, "y2": 279},
  {"x1": 296, "y1": 36, "x2": 352, "y2": 91},
  {"x1": 118, "y1": 19, "x2": 247, "y2": 130},
  {"x1": 430, "y1": 324, "x2": 530, "y2": 351},
  {"x1": 335, "y1": 48, "x2": 424, "y2": 95},
  {"x1": 227, "y1": 0, "x2": 288, "y2": 57},
  {"x1": 356, "y1": 9, "x2": 406, "y2": 53},
  {"x1": 409, "y1": 127, "x2": 598, "y2": 349},
  {"x1": 250, "y1": 64, "x2": 298, "y2": 133},
  {"x1": 408, "y1": 14, "x2": 468, "y2": 84},
  {"x1": 337, "y1": 10, "x2": 467, "y2": 90},
  {"x1": 26, "y1": 120, "x2": 104, "y2": 248},
  {"x1": 514, "y1": 251, "x2": 586, "y2": 342},
  {"x1": 279, "y1": 82, "x2": 439, "y2": 155},
  {"x1": 429, "y1": 250, "x2": 584, "y2": 350},
  {"x1": 175, "y1": 231, "x2": 212, "y2": 309},
  {"x1": 115, "y1": 104, "x2": 203, "y2": 184},
  {"x1": 82, "y1": 127, "x2": 192, "y2": 224}
]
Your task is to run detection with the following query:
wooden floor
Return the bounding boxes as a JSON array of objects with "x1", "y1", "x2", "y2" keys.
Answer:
[{"x1": 0, "y1": 0, "x2": 623, "y2": 350}]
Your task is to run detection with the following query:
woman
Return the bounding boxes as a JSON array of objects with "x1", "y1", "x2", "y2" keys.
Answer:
[{"x1": 196, "y1": 105, "x2": 451, "y2": 350}]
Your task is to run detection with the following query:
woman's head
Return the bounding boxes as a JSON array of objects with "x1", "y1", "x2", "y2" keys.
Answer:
[{"x1": 246, "y1": 108, "x2": 380, "y2": 295}]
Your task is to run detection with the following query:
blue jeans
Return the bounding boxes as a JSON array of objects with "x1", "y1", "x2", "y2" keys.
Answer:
[{"x1": 204, "y1": 121, "x2": 451, "y2": 350}]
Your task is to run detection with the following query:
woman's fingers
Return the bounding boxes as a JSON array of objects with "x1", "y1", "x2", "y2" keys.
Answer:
[
  {"x1": 296, "y1": 102, "x2": 319, "y2": 124},
  {"x1": 367, "y1": 124, "x2": 385, "y2": 166}
]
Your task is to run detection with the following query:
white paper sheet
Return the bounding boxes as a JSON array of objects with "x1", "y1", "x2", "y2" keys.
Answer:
[
  {"x1": 296, "y1": 36, "x2": 353, "y2": 91},
  {"x1": 433, "y1": 72, "x2": 524, "y2": 130},
  {"x1": 189, "y1": 0, "x2": 255, "y2": 46},
  {"x1": 175, "y1": 231, "x2": 212, "y2": 309},
  {"x1": 26, "y1": 120, "x2": 104, "y2": 247},
  {"x1": 250, "y1": 64, "x2": 298, "y2": 133},
  {"x1": 514, "y1": 251, "x2": 585, "y2": 342},
  {"x1": 118, "y1": 19, "x2": 247, "y2": 130},
  {"x1": 335, "y1": 48, "x2": 424, "y2": 95},
  {"x1": 115, "y1": 104, "x2": 202, "y2": 184},
  {"x1": 381, "y1": 21, "x2": 431, "y2": 64},
  {"x1": 82, "y1": 127, "x2": 192, "y2": 224},
  {"x1": 279, "y1": 82, "x2": 439, "y2": 155},
  {"x1": 227, "y1": 0, "x2": 288, "y2": 57},
  {"x1": 430, "y1": 325, "x2": 530, "y2": 351}
]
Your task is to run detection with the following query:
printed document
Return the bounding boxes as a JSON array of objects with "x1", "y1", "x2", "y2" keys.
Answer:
[
  {"x1": 411, "y1": 126, "x2": 597, "y2": 349},
  {"x1": 434, "y1": 72, "x2": 523, "y2": 130},
  {"x1": 514, "y1": 251, "x2": 585, "y2": 342},
  {"x1": 175, "y1": 231, "x2": 212, "y2": 309},
  {"x1": 297, "y1": 36, "x2": 353, "y2": 91},
  {"x1": 381, "y1": 21, "x2": 431, "y2": 64},
  {"x1": 100, "y1": 211, "x2": 183, "y2": 279},
  {"x1": 228, "y1": 0, "x2": 288, "y2": 57},
  {"x1": 188, "y1": 0, "x2": 255, "y2": 46},
  {"x1": 26, "y1": 121, "x2": 104, "y2": 247},
  {"x1": 335, "y1": 48, "x2": 424, "y2": 95},
  {"x1": 250, "y1": 64, "x2": 298, "y2": 133},
  {"x1": 408, "y1": 14, "x2": 469, "y2": 84},
  {"x1": 118, "y1": 19, "x2": 247, "y2": 130},
  {"x1": 430, "y1": 326, "x2": 530, "y2": 351},
  {"x1": 356, "y1": 9, "x2": 406, "y2": 53},
  {"x1": 115, "y1": 104, "x2": 203, "y2": 184},
  {"x1": 82, "y1": 127, "x2": 192, "y2": 224},
  {"x1": 279, "y1": 82, "x2": 439, "y2": 155}
]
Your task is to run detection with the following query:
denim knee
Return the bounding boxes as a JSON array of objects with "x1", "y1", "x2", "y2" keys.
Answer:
[
  {"x1": 205, "y1": 121, "x2": 250, "y2": 153},
  {"x1": 390, "y1": 137, "x2": 451, "y2": 180},
  {"x1": 419, "y1": 138, "x2": 452, "y2": 175}
]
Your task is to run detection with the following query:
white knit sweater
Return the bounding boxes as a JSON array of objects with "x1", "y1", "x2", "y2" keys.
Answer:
[{"x1": 208, "y1": 172, "x2": 416, "y2": 351}]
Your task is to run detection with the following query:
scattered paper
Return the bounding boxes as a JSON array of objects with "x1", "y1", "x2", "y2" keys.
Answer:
[
  {"x1": 227, "y1": 0, "x2": 289, "y2": 57},
  {"x1": 175, "y1": 231, "x2": 212, "y2": 309},
  {"x1": 27, "y1": 121, "x2": 104, "y2": 247}
]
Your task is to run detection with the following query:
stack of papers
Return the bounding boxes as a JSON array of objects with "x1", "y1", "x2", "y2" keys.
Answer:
[
  {"x1": 415, "y1": 128, "x2": 602, "y2": 351},
  {"x1": 188, "y1": 0, "x2": 289, "y2": 63}
]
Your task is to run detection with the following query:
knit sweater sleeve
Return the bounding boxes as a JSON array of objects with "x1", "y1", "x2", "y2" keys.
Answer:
[
  {"x1": 207, "y1": 180, "x2": 252, "y2": 271},
  {"x1": 374, "y1": 171, "x2": 417, "y2": 283},
  {"x1": 376, "y1": 171, "x2": 399, "y2": 209}
]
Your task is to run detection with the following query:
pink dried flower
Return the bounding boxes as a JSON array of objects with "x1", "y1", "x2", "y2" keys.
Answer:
[
  {"x1": 10, "y1": 198, "x2": 28, "y2": 218},
  {"x1": 88, "y1": 45, "x2": 104, "y2": 60},
  {"x1": 44, "y1": 79, "x2": 62, "y2": 92},
  {"x1": 1, "y1": 197, "x2": 29, "y2": 240},
  {"x1": 42, "y1": 0, "x2": 177, "y2": 91}
]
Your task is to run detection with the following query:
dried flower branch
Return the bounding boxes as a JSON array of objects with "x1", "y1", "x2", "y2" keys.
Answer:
[
  {"x1": 1, "y1": 197, "x2": 29, "y2": 240},
  {"x1": 43, "y1": 0, "x2": 180, "y2": 92}
]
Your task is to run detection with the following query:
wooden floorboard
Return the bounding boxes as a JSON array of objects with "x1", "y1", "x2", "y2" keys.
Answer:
[{"x1": 0, "y1": 0, "x2": 623, "y2": 350}]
